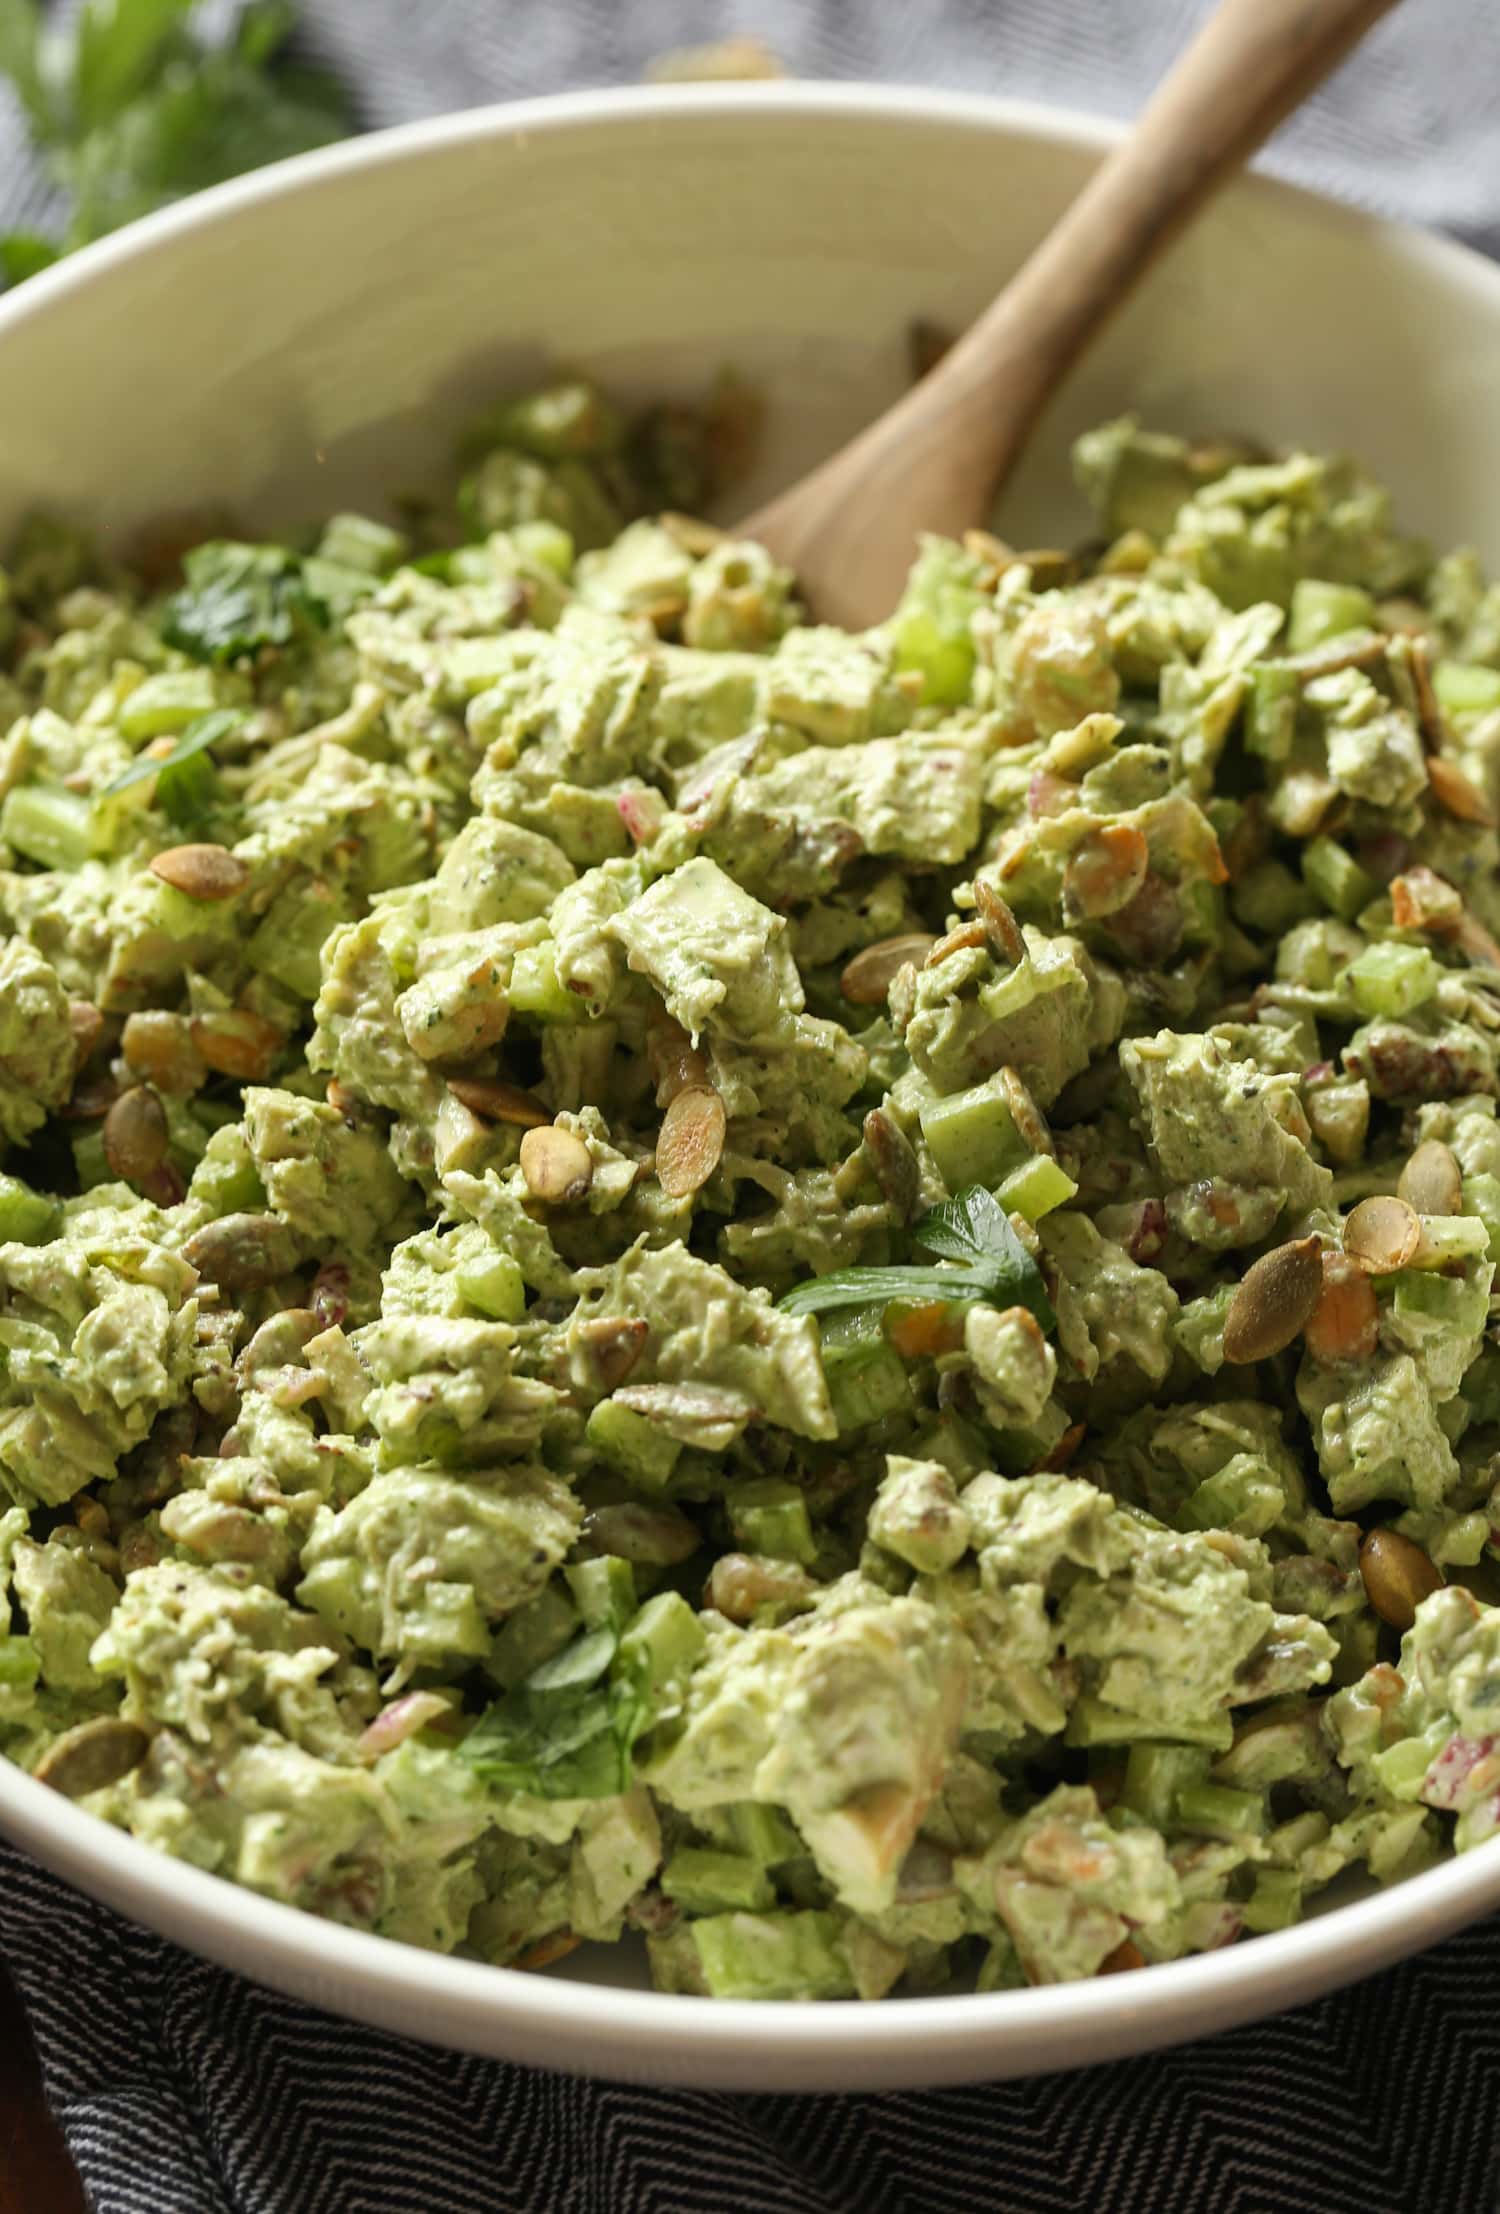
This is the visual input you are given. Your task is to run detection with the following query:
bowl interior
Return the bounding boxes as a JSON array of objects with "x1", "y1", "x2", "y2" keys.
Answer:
[
  {"x1": 4, "y1": 87, "x2": 1499, "y2": 563},
  {"x1": 4, "y1": 85, "x2": 1500, "y2": 2086}
]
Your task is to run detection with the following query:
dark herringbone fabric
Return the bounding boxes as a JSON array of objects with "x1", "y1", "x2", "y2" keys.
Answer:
[{"x1": 3, "y1": 1837, "x2": 1499, "y2": 2214}]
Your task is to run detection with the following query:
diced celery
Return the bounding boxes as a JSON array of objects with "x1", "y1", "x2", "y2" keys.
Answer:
[
  {"x1": 662, "y1": 1849, "x2": 776, "y2": 1916},
  {"x1": 1287, "y1": 578, "x2": 1376, "y2": 653},
  {"x1": 1243, "y1": 664, "x2": 1299, "y2": 762},
  {"x1": 188, "y1": 1146, "x2": 267, "y2": 1218},
  {"x1": 1240, "y1": 1868, "x2": 1302, "y2": 1934},
  {"x1": 1122, "y1": 1742, "x2": 1211, "y2": 1828},
  {"x1": 513, "y1": 520, "x2": 575, "y2": 576},
  {"x1": 1069, "y1": 1698, "x2": 1232, "y2": 1753},
  {"x1": 1409, "y1": 1213, "x2": 1493, "y2": 1267},
  {"x1": 729, "y1": 1803, "x2": 803, "y2": 1867},
  {"x1": 617, "y1": 1590, "x2": 706, "y2": 1695},
  {"x1": 919, "y1": 1075, "x2": 1027, "y2": 1191},
  {"x1": 1346, "y1": 940, "x2": 1440, "y2": 1018},
  {"x1": 889, "y1": 536, "x2": 984, "y2": 707},
  {"x1": 1182, "y1": 1459, "x2": 1282, "y2": 1538},
  {"x1": 1, "y1": 784, "x2": 98, "y2": 869},
  {"x1": 1433, "y1": 658, "x2": 1500, "y2": 725},
  {"x1": 485, "y1": 1583, "x2": 579, "y2": 1690},
  {"x1": 118, "y1": 669, "x2": 219, "y2": 740},
  {"x1": 316, "y1": 512, "x2": 410, "y2": 576},
  {"x1": 0, "y1": 1173, "x2": 57, "y2": 1245},
  {"x1": 0, "y1": 1635, "x2": 39, "y2": 1689},
  {"x1": 1460, "y1": 1342, "x2": 1500, "y2": 1426},
  {"x1": 71, "y1": 1127, "x2": 110, "y2": 1190},
  {"x1": 727, "y1": 1478, "x2": 815, "y2": 1566},
  {"x1": 585, "y1": 1399, "x2": 682, "y2": 1492},
  {"x1": 817, "y1": 1306, "x2": 887, "y2": 1370},
  {"x1": 1230, "y1": 859, "x2": 1317, "y2": 933},
  {"x1": 1393, "y1": 1269, "x2": 1490, "y2": 1337},
  {"x1": 690, "y1": 1910, "x2": 855, "y2": 2001},
  {"x1": 826, "y1": 1343, "x2": 912, "y2": 1433},
  {"x1": 1173, "y1": 1780, "x2": 1266, "y2": 1839},
  {"x1": 1373, "y1": 1734, "x2": 1438, "y2": 1797},
  {"x1": 1462, "y1": 1170, "x2": 1500, "y2": 1259},
  {"x1": 1301, "y1": 835, "x2": 1377, "y2": 922},
  {"x1": 508, "y1": 941, "x2": 584, "y2": 1024},
  {"x1": 1332, "y1": 1609, "x2": 1380, "y2": 1687},
  {"x1": 565, "y1": 1555, "x2": 636, "y2": 1631},
  {"x1": 1178, "y1": 878, "x2": 1224, "y2": 948},
  {"x1": 456, "y1": 1252, "x2": 526, "y2": 1321},
  {"x1": 997, "y1": 1153, "x2": 1078, "y2": 1223},
  {"x1": 247, "y1": 877, "x2": 353, "y2": 1001}
]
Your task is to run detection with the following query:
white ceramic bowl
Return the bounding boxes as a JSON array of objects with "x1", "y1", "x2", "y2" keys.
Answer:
[{"x1": 3, "y1": 85, "x2": 1500, "y2": 2092}]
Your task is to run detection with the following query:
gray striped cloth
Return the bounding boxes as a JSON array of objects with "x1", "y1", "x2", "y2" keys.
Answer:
[{"x1": 5, "y1": 5, "x2": 1500, "y2": 2210}]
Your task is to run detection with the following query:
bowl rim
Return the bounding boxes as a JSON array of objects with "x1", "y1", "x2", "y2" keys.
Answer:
[{"x1": 4, "y1": 78, "x2": 1500, "y2": 2084}]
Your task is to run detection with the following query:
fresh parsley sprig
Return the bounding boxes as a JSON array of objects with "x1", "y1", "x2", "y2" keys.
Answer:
[
  {"x1": 778, "y1": 1183, "x2": 1055, "y2": 1331},
  {"x1": 101, "y1": 705, "x2": 241, "y2": 825},
  {"x1": 0, "y1": 0, "x2": 353, "y2": 279}
]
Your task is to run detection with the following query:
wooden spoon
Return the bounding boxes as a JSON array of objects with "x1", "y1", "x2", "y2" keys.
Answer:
[{"x1": 741, "y1": 0, "x2": 1400, "y2": 628}]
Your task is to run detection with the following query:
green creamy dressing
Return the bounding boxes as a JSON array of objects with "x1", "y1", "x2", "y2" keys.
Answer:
[{"x1": 5, "y1": 390, "x2": 1500, "y2": 1998}]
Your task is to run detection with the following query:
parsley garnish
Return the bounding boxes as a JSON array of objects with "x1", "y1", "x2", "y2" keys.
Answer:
[
  {"x1": 162, "y1": 542, "x2": 322, "y2": 665},
  {"x1": 0, "y1": 1, "x2": 352, "y2": 276},
  {"x1": 778, "y1": 1183, "x2": 1055, "y2": 1331},
  {"x1": 102, "y1": 706, "x2": 240, "y2": 826}
]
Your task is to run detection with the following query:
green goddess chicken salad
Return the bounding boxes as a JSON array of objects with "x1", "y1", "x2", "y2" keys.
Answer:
[{"x1": 4, "y1": 383, "x2": 1500, "y2": 2001}]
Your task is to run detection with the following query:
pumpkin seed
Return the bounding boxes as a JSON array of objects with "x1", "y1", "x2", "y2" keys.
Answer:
[
  {"x1": 122, "y1": 1009, "x2": 208, "y2": 1095},
  {"x1": 1062, "y1": 822, "x2": 1149, "y2": 920},
  {"x1": 646, "y1": 1011, "x2": 710, "y2": 1106},
  {"x1": 1344, "y1": 1194, "x2": 1421, "y2": 1274},
  {"x1": 973, "y1": 878, "x2": 1025, "y2": 966},
  {"x1": 137, "y1": 1160, "x2": 186, "y2": 1209},
  {"x1": 998, "y1": 1066, "x2": 1053, "y2": 1157},
  {"x1": 613, "y1": 1381, "x2": 753, "y2": 1450},
  {"x1": 925, "y1": 919, "x2": 988, "y2": 968},
  {"x1": 445, "y1": 1076, "x2": 550, "y2": 1127},
  {"x1": 839, "y1": 933, "x2": 937, "y2": 1006},
  {"x1": 68, "y1": 999, "x2": 104, "y2": 1068},
  {"x1": 191, "y1": 1010, "x2": 283, "y2": 1083},
  {"x1": 656, "y1": 1083, "x2": 727, "y2": 1199},
  {"x1": 149, "y1": 842, "x2": 250, "y2": 900},
  {"x1": 1359, "y1": 1527, "x2": 1444, "y2": 1632},
  {"x1": 580, "y1": 1500, "x2": 700, "y2": 1566},
  {"x1": 102, "y1": 1084, "x2": 169, "y2": 1185},
  {"x1": 1304, "y1": 1251, "x2": 1380, "y2": 1365},
  {"x1": 1428, "y1": 754, "x2": 1495, "y2": 826},
  {"x1": 181, "y1": 1211, "x2": 300, "y2": 1291},
  {"x1": 513, "y1": 1930, "x2": 583, "y2": 1973},
  {"x1": 706, "y1": 1551, "x2": 815, "y2": 1623},
  {"x1": 34, "y1": 1716, "x2": 150, "y2": 1799},
  {"x1": 573, "y1": 1315, "x2": 649, "y2": 1391},
  {"x1": 519, "y1": 1123, "x2": 594, "y2": 1204},
  {"x1": 1398, "y1": 1138, "x2": 1464, "y2": 1218},
  {"x1": 1408, "y1": 636, "x2": 1452, "y2": 750},
  {"x1": 1222, "y1": 1235, "x2": 1323, "y2": 1364},
  {"x1": 862, "y1": 1106, "x2": 921, "y2": 1219}
]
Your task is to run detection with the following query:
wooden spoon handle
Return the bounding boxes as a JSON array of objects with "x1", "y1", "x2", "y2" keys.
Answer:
[{"x1": 744, "y1": 0, "x2": 1401, "y2": 625}]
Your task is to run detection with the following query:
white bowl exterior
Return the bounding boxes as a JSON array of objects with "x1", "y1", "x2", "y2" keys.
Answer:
[{"x1": 3, "y1": 84, "x2": 1500, "y2": 2087}]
